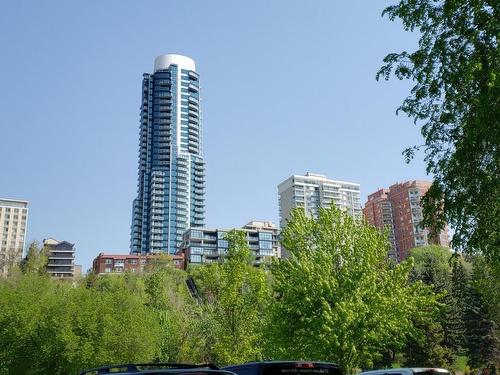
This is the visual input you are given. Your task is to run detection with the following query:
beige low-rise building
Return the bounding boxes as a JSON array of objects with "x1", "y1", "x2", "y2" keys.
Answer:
[{"x1": 0, "y1": 198, "x2": 29, "y2": 276}]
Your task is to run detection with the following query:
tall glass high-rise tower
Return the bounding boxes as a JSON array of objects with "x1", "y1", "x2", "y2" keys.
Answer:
[{"x1": 131, "y1": 54, "x2": 205, "y2": 255}]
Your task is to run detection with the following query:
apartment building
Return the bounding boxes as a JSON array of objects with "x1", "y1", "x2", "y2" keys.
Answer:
[
  {"x1": 278, "y1": 173, "x2": 362, "y2": 228},
  {"x1": 179, "y1": 221, "x2": 280, "y2": 266},
  {"x1": 363, "y1": 181, "x2": 450, "y2": 261},
  {"x1": 363, "y1": 189, "x2": 397, "y2": 260},
  {"x1": 92, "y1": 252, "x2": 184, "y2": 274},
  {"x1": 131, "y1": 54, "x2": 205, "y2": 255},
  {"x1": 0, "y1": 198, "x2": 28, "y2": 276},
  {"x1": 43, "y1": 238, "x2": 76, "y2": 279}
]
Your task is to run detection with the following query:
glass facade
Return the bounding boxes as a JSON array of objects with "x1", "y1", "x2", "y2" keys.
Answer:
[
  {"x1": 131, "y1": 55, "x2": 205, "y2": 255},
  {"x1": 180, "y1": 221, "x2": 280, "y2": 265}
]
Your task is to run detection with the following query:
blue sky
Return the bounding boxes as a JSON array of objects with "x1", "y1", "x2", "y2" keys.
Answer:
[{"x1": 0, "y1": 1, "x2": 426, "y2": 270}]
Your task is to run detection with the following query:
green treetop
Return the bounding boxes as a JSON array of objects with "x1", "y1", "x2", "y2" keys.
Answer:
[
  {"x1": 378, "y1": 0, "x2": 500, "y2": 274},
  {"x1": 266, "y1": 206, "x2": 439, "y2": 374},
  {"x1": 190, "y1": 230, "x2": 271, "y2": 365}
]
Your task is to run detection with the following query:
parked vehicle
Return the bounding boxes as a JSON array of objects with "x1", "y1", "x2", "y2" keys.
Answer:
[
  {"x1": 79, "y1": 363, "x2": 236, "y2": 375},
  {"x1": 359, "y1": 368, "x2": 451, "y2": 375},
  {"x1": 223, "y1": 361, "x2": 343, "y2": 375}
]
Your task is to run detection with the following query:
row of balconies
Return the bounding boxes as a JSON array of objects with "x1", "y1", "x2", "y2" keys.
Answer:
[
  {"x1": 47, "y1": 255, "x2": 74, "y2": 261},
  {"x1": 177, "y1": 194, "x2": 189, "y2": 202}
]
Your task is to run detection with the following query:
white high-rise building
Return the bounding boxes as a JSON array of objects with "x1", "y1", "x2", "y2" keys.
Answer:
[
  {"x1": 278, "y1": 173, "x2": 361, "y2": 228},
  {"x1": 0, "y1": 198, "x2": 28, "y2": 276}
]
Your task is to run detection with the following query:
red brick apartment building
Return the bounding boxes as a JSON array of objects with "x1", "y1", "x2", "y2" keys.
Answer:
[
  {"x1": 92, "y1": 253, "x2": 184, "y2": 275},
  {"x1": 363, "y1": 180, "x2": 449, "y2": 261}
]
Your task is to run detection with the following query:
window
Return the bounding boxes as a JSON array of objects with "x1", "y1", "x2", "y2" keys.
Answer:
[
  {"x1": 260, "y1": 249, "x2": 274, "y2": 256},
  {"x1": 105, "y1": 267, "x2": 112, "y2": 273},
  {"x1": 191, "y1": 230, "x2": 203, "y2": 239},
  {"x1": 260, "y1": 241, "x2": 273, "y2": 250},
  {"x1": 218, "y1": 240, "x2": 228, "y2": 248},
  {"x1": 259, "y1": 232, "x2": 273, "y2": 241},
  {"x1": 191, "y1": 254, "x2": 202, "y2": 263},
  {"x1": 104, "y1": 259, "x2": 112, "y2": 265},
  {"x1": 191, "y1": 246, "x2": 203, "y2": 255},
  {"x1": 217, "y1": 231, "x2": 227, "y2": 239},
  {"x1": 154, "y1": 91, "x2": 170, "y2": 97}
]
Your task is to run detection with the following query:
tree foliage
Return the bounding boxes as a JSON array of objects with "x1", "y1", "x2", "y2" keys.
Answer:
[
  {"x1": 0, "y1": 273, "x2": 161, "y2": 375},
  {"x1": 0, "y1": 247, "x2": 22, "y2": 277},
  {"x1": 266, "y1": 206, "x2": 439, "y2": 374},
  {"x1": 20, "y1": 241, "x2": 48, "y2": 276},
  {"x1": 404, "y1": 246, "x2": 462, "y2": 367},
  {"x1": 463, "y1": 257, "x2": 500, "y2": 367},
  {"x1": 191, "y1": 230, "x2": 271, "y2": 365},
  {"x1": 1, "y1": 232, "x2": 495, "y2": 372},
  {"x1": 143, "y1": 264, "x2": 197, "y2": 362},
  {"x1": 378, "y1": 0, "x2": 500, "y2": 272}
]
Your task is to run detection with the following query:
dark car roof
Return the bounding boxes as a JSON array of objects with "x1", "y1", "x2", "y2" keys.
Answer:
[
  {"x1": 360, "y1": 369, "x2": 450, "y2": 375},
  {"x1": 225, "y1": 361, "x2": 340, "y2": 366},
  {"x1": 79, "y1": 363, "x2": 226, "y2": 375},
  {"x1": 143, "y1": 371, "x2": 235, "y2": 375}
]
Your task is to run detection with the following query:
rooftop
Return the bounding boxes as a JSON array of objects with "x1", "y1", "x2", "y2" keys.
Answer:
[
  {"x1": 0, "y1": 198, "x2": 29, "y2": 207},
  {"x1": 154, "y1": 54, "x2": 196, "y2": 72}
]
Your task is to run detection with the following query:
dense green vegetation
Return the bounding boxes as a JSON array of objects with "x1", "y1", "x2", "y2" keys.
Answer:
[
  {"x1": 1, "y1": 207, "x2": 497, "y2": 375},
  {"x1": 378, "y1": 0, "x2": 500, "y2": 368},
  {"x1": 378, "y1": 0, "x2": 500, "y2": 276},
  {"x1": 266, "y1": 207, "x2": 437, "y2": 373}
]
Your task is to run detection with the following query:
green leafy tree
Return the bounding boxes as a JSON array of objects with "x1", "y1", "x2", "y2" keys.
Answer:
[
  {"x1": 377, "y1": 0, "x2": 500, "y2": 273},
  {"x1": 469, "y1": 256, "x2": 500, "y2": 332},
  {"x1": 404, "y1": 246, "x2": 457, "y2": 367},
  {"x1": 409, "y1": 246, "x2": 451, "y2": 289},
  {"x1": 267, "y1": 206, "x2": 438, "y2": 374},
  {"x1": 0, "y1": 247, "x2": 21, "y2": 277},
  {"x1": 20, "y1": 241, "x2": 48, "y2": 276},
  {"x1": 447, "y1": 255, "x2": 469, "y2": 350},
  {"x1": 191, "y1": 230, "x2": 271, "y2": 365},
  {"x1": 0, "y1": 273, "x2": 161, "y2": 375},
  {"x1": 463, "y1": 258, "x2": 500, "y2": 368},
  {"x1": 402, "y1": 317, "x2": 454, "y2": 367},
  {"x1": 143, "y1": 266, "x2": 197, "y2": 362}
]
